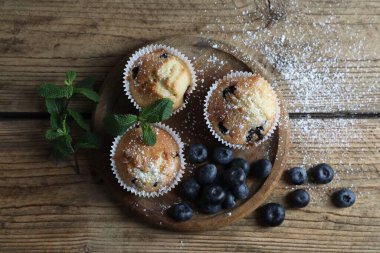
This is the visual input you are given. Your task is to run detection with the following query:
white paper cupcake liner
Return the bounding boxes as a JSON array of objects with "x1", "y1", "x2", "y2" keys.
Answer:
[
  {"x1": 110, "y1": 123, "x2": 186, "y2": 198},
  {"x1": 123, "y1": 44, "x2": 197, "y2": 114},
  {"x1": 203, "y1": 71, "x2": 281, "y2": 150}
]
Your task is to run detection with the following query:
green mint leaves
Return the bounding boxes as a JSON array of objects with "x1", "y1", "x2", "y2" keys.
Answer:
[
  {"x1": 103, "y1": 98, "x2": 174, "y2": 146},
  {"x1": 38, "y1": 70, "x2": 101, "y2": 174}
]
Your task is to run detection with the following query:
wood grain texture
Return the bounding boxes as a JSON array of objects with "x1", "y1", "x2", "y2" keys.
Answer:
[
  {"x1": 0, "y1": 0, "x2": 379, "y2": 113},
  {"x1": 0, "y1": 118, "x2": 379, "y2": 252}
]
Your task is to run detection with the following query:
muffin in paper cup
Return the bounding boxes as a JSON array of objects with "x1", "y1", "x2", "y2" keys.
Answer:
[
  {"x1": 110, "y1": 123, "x2": 186, "y2": 198},
  {"x1": 123, "y1": 44, "x2": 197, "y2": 114},
  {"x1": 204, "y1": 71, "x2": 280, "y2": 150}
]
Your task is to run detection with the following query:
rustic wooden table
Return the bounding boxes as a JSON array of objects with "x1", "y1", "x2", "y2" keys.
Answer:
[{"x1": 0, "y1": 0, "x2": 379, "y2": 252}]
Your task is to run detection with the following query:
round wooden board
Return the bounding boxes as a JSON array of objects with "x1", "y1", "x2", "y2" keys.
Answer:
[{"x1": 93, "y1": 35, "x2": 290, "y2": 232}]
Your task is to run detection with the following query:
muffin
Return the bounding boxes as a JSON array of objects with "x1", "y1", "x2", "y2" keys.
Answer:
[
  {"x1": 123, "y1": 44, "x2": 196, "y2": 112},
  {"x1": 204, "y1": 72, "x2": 279, "y2": 149},
  {"x1": 110, "y1": 124, "x2": 185, "y2": 197}
]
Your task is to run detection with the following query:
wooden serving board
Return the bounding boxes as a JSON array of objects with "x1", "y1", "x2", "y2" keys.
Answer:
[{"x1": 93, "y1": 35, "x2": 290, "y2": 231}]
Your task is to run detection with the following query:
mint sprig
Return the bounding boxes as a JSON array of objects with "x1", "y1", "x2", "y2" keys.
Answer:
[
  {"x1": 103, "y1": 98, "x2": 174, "y2": 146},
  {"x1": 38, "y1": 70, "x2": 101, "y2": 174}
]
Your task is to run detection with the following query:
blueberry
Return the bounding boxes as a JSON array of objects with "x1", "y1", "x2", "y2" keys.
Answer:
[
  {"x1": 310, "y1": 163, "x2": 334, "y2": 184},
  {"x1": 222, "y1": 191, "x2": 236, "y2": 209},
  {"x1": 260, "y1": 203, "x2": 285, "y2": 227},
  {"x1": 287, "y1": 189, "x2": 310, "y2": 208},
  {"x1": 224, "y1": 167, "x2": 246, "y2": 186},
  {"x1": 246, "y1": 126, "x2": 264, "y2": 142},
  {"x1": 332, "y1": 189, "x2": 355, "y2": 208},
  {"x1": 188, "y1": 144, "x2": 208, "y2": 163},
  {"x1": 131, "y1": 66, "x2": 139, "y2": 79},
  {"x1": 171, "y1": 203, "x2": 193, "y2": 222},
  {"x1": 231, "y1": 183, "x2": 250, "y2": 200},
  {"x1": 218, "y1": 122, "x2": 229, "y2": 135},
  {"x1": 159, "y1": 53, "x2": 168, "y2": 59},
  {"x1": 202, "y1": 185, "x2": 225, "y2": 204},
  {"x1": 251, "y1": 159, "x2": 272, "y2": 179},
  {"x1": 287, "y1": 167, "x2": 308, "y2": 185},
  {"x1": 195, "y1": 164, "x2": 217, "y2": 185},
  {"x1": 230, "y1": 158, "x2": 250, "y2": 174},
  {"x1": 222, "y1": 85, "x2": 237, "y2": 98},
  {"x1": 213, "y1": 146, "x2": 233, "y2": 165},
  {"x1": 198, "y1": 202, "x2": 222, "y2": 214},
  {"x1": 182, "y1": 179, "x2": 201, "y2": 201}
]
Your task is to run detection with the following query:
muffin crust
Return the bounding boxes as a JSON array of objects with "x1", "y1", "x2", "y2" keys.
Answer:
[
  {"x1": 127, "y1": 49, "x2": 192, "y2": 111},
  {"x1": 207, "y1": 74, "x2": 278, "y2": 146},
  {"x1": 113, "y1": 125, "x2": 182, "y2": 193}
]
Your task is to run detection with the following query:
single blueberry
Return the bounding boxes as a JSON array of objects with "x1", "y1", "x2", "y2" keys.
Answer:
[
  {"x1": 182, "y1": 178, "x2": 201, "y2": 201},
  {"x1": 202, "y1": 185, "x2": 226, "y2": 204},
  {"x1": 195, "y1": 164, "x2": 217, "y2": 185},
  {"x1": 310, "y1": 163, "x2": 334, "y2": 184},
  {"x1": 230, "y1": 158, "x2": 250, "y2": 175},
  {"x1": 332, "y1": 189, "x2": 356, "y2": 208},
  {"x1": 159, "y1": 53, "x2": 168, "y2": 58},
  {"x1": 131, "y1": 66, "x2": 140, "y2": 79},
  {"x1": 231, "y1": 183, "x2": 250, "y2": 200},
  {"x1": 224, "y1": 167, "x2": 246, "y2": 187},
  {"x1": 213, "y1": 146, "x2": 233, "y2": 165},
  {"x1": 171, "y1": 203, "x2": 193, "y2": 222},
  {"x1": 251, "y1": 159, "x2": 272, "y2": 179},
  {"x1": 287, "y1": 189, "x2": 310, "y2": 208},
  {"x1": 198, "y1": 202, "x2": 222, "y2": 214},
  {"x1": 260, "y1": 203, "x2": 285, "y2": 227},
  {"x1": 287, "y1": 167, "x2": 308, "y2": 185},
  {"x1": 188, "y1": 144, "x2": 208, "y2": 163},
  {"x1": 222, "y1": 85, "x2": 237, "y2": 98},
  {"x1": 222, "y1": 191, "x2": 236, "y2": 209}
]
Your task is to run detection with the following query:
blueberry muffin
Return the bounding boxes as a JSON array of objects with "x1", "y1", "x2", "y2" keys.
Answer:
[
  {"x1": 205, "y1": 73, "x2": 278, "y2": 148},
  {"x1": 111, "y1": 124, "x2": 184, "y2": 197},
  {"x1": 125, "y1": 46, "x2": 195, "y2": 111}
]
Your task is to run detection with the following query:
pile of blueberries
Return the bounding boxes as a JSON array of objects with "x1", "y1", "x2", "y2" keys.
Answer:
[
  {"x1": 171, "y1": 144, "x2": 356, "y2": 226},
  {"x1": 171, "y1": 144, "x2": 273, "y2": 222},
  {"x1": 260, "y1": 163, "x2": 356, "y2": 226}
]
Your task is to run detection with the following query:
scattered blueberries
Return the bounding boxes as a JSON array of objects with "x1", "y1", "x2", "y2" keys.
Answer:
[
  {"x1": 230, "y1": 158, "x2": 250, "y2": 174},
  {"x1": 288, "y1": 167, "x2": 308, "y2": 185},
  {"x1": 198, "y1": 202, "x2": 222, "y2": 214},
  {"x1": 260, "y1": 203, "x2": 285, "y2": 227},
  {"x1": 182, "y1": 178, "x2": 201, "y2": 201},
  {"x1": 213, "y1": 146, "x2": 233, "y2": 165},
  {"x1": 310, "y1": 163, "x2": 334, "y2": 184},
  {"x1": 231, "y1": 183, "x2": 250, "y2": 200},
  {"x1": 195, "y1": 164, "x2": 217, "y2": 185},
  {"x1": 202, "y1": 185, "x2": 226, "y2": 204},
  {"x1": 222, "y1": 191, "x2": 236, "y2": 209},
  {"x1": 333, "y1": 188, "x2": 356, "y2": 208},
  {"x1": 287, "y1": 189, "x2": 310, "y2": 208},
  {"x1": 224, "y1": 167, "x2": 246, "y2": 187},
  {"x1": 188, "y1": 144, "x2": 208, "y2": 163},
  {"x1": 251, "y1": 159, "x2": 272, "y2": 179},
  {"x1": 172, "y1": 203, "x2": 193, "y2": 222}
]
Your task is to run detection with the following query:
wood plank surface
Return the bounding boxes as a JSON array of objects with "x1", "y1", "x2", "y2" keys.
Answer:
[
  {"x1": 0, "y1": 118, "x2": 379, "y2": 252},
  {"x1": 0, "y1": 0, "x2": 379, "y2": 113}
]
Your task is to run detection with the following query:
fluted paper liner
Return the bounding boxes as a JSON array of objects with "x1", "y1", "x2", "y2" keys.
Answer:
[
  {"x1": 204, "y1": 71, "x2": 280, "y2": 150},
  {"x1": 123, "y1": 44, "x2": 197, "y2": 114},
  {"x1": 110, "y1": 123, "x2": 186, "y2": 198}
]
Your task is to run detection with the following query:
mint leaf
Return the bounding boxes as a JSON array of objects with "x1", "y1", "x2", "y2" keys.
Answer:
[
  {"x1": 65, "y1": 70, "x2": 76, "y2": 85},
  {"x1": 75, "y1": 132, "x2": 101, "y2": 150},
  {"x1": 45, "y1": 99, "x2": 65, "y2": 114},
  {"x1": 74, "y1": 87, "x2": 100, "y2": 102},
  {"x1": 139, "y1": 98, "x2": 173, "y2": 123},
  {"x1": 38, "y1": 84, "x2": 73, "y2": 99},
  {"x1": 103, "y1": 114, "x2": 137, "y2": 136},
  {"x1": 51, "y1": 135, "x2": 74, "y2": 159},
  {"x1": 67, "y1": 108, "x2": 90, "y2": 131},
  {"x1": 75, "y1": 76, "x2": 95, "y2": 89},
  {"x1": 141, "y1": 122, "x2": 156, "y2": 146},
  {"x1": 50, "y1": 113, "x2": 60, "y2": 130},
  {"x1": 45, "y1": 129, "x2": 66, "y2": 140}
]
